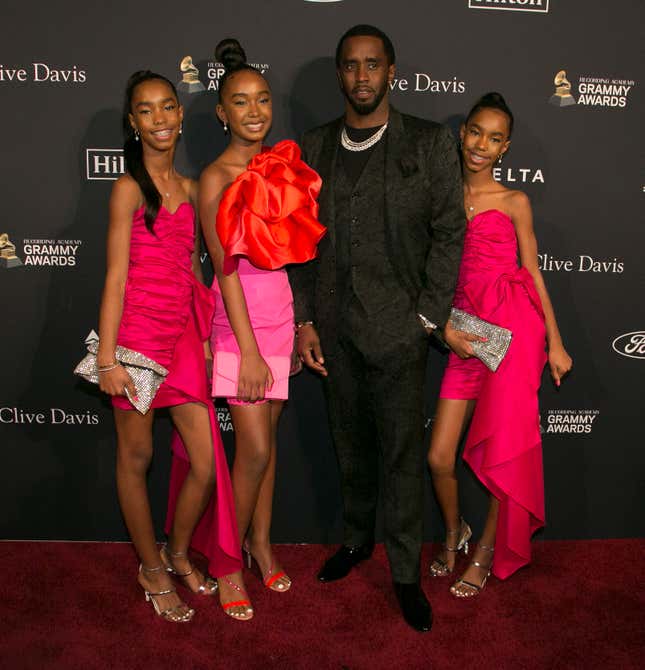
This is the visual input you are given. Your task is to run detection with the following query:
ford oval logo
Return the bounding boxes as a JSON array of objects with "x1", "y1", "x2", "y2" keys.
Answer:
[{"x1": 612, "y1": 331, "x2": 645, "y2": 359}]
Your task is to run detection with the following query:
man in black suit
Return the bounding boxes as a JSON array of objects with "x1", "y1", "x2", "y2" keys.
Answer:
[{"x1": 289, "y1": 25, "x2": 465, "y2": 632}]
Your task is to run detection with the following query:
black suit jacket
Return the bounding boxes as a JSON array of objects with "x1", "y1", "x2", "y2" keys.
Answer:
[{"x1": 289, "y1": 107, "x2": 465, "y2": 339}]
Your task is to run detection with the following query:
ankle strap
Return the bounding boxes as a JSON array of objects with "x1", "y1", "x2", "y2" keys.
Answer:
[{"x1": 141, "y1": 563, "x2": 165, "y2": 573}]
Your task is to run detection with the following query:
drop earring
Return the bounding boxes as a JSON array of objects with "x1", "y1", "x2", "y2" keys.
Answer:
[
  {"x1": 497, "y1": 153, "x2": 504, "y2": 164},
  {"x1": 223, "y1": 122, "x2": 228, "y2": 134},
  {"x1": 179, "y1": 122, "x2": 183, "y2": 135},
  {"x1": 134, "y1": 129, "x2": 140, "y2": 142}
]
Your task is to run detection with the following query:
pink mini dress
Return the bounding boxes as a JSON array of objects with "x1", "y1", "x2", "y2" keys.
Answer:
[{"x1": 209, "y1": 140, "x2": 325, "y2": 404}]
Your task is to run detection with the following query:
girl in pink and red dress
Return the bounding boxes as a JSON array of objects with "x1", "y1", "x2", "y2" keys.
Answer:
[
  {"x1": 195, "y1": 39, "x2": 324, "y2": 620},
  {"x1": 97, "y1": 71, "x2": 240, "y2": 623},
  {"x1": 427, "y1": 93, "x2": 572, "y2": 597}
]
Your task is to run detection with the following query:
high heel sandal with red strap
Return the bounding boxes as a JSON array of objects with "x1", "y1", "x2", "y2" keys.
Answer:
[
  {"x1": 218, "y1": 574, "x2": 254, "y2": 621},
  {"x1": 244, "y1": 542, "x2": 292, "y2": 592}
]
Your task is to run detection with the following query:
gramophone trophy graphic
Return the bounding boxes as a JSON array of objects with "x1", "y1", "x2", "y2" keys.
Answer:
[
  {"x1": 177, "y1": 56, "x2": 206, "y2": 94},
  {"x1": 0, "y1": 233, "x2": 23, "y2": 269},
  {"x1": 549, "y1": 70, "x2": 576, "y2": 107}
]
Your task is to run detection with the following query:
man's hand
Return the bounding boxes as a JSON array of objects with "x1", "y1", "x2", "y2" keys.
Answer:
[{"x1": 296, "y1": 324, "x2": 327, "y2": 376}]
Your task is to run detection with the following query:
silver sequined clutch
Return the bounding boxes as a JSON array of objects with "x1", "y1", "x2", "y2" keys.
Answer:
[
  {"x1": 449, "y1": 308, "x2": 512, "y2": 372},
  {"x1": 74, "y1": 340, "x2": 169, "y2": 414}
]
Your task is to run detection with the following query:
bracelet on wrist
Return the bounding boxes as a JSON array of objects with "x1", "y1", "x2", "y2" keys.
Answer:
[
  {"x1": 97, "y1": 362, "x2": 119, "y2": 373},
  {"x1": 296, "y1": 320, "x2": 314, "y2": 330}
]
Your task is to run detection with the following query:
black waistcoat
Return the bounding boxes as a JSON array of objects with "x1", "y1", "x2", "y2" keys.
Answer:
[{"x1": 334, "y1": 137, "x2": 406, "y2": 315}]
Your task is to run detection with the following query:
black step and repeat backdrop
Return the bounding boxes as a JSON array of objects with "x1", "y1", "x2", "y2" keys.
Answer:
[{"x1": 1, "y1": 1, "x2": 643, "y2": 544}]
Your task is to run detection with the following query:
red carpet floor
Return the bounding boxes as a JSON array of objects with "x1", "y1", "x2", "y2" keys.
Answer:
[{"x1": 1, "y1": 540, "x2": 643, "y2": 670}]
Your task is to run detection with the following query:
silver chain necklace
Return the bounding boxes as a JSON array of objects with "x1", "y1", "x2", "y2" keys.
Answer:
[{"x1": 340, "y1": 123, "x2": 388, "y2": 152}]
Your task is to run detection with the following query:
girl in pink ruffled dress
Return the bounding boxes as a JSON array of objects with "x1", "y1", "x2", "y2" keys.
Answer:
[
  {"x1": 427, "y1": 93, "x2": 572, "y2": 597},
  {"x1": 97, "y1": 71, "x2": 240, "y2": 622},
  {"x1": 196, "y1": 39, "x2": 324, "y2": 620}
]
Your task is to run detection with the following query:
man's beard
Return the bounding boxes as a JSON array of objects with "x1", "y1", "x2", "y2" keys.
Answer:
[{"x1": 343, "y1": 81, "x2": 388, "y2": 116}]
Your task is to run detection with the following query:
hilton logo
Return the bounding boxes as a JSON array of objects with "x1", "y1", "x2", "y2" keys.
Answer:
[
  {"x1": 468, "y1": 0, "x2": 549, "y2": 12},
  {"x1": 86, "y1": 149, "x2": 125, "y2": 181}
]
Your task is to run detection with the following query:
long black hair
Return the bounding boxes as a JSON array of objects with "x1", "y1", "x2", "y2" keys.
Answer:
[
  {"x1": 122, "y1": 70, "x2": 179, "y2": 232},
  {"x1": 465, "y1": 91, "x2": 514, "y2": 137},
  {"x1": 215, "y1": 38, "x2": 263, "y2": 102}
]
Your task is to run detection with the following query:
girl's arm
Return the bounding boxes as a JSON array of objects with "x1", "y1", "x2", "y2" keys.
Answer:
[
  {"x1": 511, "y1": 191, "x2": 573, "y2": 386},
  {"x1": 188, "y1": 178, "x2": 213, "y2": 369},
  {"x1": 198, "y1": 164, "x2": 273, "y2": 402},
  {"x1": 96, "y1": 176, "x2": 139, "y2": 398}
]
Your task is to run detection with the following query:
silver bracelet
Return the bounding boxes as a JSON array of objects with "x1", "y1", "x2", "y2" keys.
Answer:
[
  {"x1": 296, "y1": 321, "x2": 314, "y2": 329},
  {"x1": 98, "y1": 362, "x2": 119, "y2": 373}
]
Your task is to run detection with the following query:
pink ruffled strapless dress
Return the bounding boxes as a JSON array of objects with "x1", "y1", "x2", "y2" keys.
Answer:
[
  {"x1": 114, "y1": 203, "x2": 241, "y2": 577},
  {"x1": 439, "y1": 209, "x2": 547, "y2": 580}
]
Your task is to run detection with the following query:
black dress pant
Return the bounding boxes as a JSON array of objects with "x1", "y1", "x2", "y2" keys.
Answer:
[{"x1": 321, "y1": 296, "x2": 429, "y2": 583}]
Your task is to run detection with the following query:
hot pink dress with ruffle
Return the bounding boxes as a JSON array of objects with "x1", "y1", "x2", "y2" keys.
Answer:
[
  {"x1": 439, "y1": 209, "x2": 547, "y2": 579},
  {"x1": 113, "y1": 203, "x2": 241, "y2": 577}
]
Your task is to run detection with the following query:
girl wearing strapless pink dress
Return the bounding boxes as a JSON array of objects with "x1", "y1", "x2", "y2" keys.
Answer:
[
  {"x1": 427, "y1": 93, "x2": 572, "y2": 597},
  {"x1": 197, "y1": 39, "x2": 324, "y2": 619},
  {"x1": 97, "y1": 71, "x2": 241, "y2": 623}
]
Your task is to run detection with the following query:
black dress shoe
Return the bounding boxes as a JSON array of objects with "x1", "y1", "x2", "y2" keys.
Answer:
[
  {"x1": 317, "y1": 544, "x2": 374, "y2": 582},
  {"x1": 393, "y1": 581, "x2": 433, "y2": 632}
]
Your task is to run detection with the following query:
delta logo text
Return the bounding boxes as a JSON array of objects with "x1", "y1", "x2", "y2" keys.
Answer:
[
  {"x1": 494, "y1": 166, "x2": 544, "y2": 185},
  {"x1": 538, "y1": 253, "x2": 624, "y2": 273},
  {"x1": 542, "y1": 409, "x2": 599, "y2": 435},
  {"x1": 0, "y1": 63, "x2": 86, "y2": 84},
  {"x1": 207, "y1": 61, "x2": 270, "y2": 92},
  {"x1": 390, "y1": 73, "x2": 466, "y2": 95},
  {"x1": 86, "y1": 149, "x2": 125, "y2": 181},
  {"x1": 1, "y1": 407, "x2": 100, "y2": 426},
  {"x1": 611, "y1": 332, "x2": 645, "y2": 360},
  {"x1": 469, "y1": 0, "x2": 549, "y2": 13},
  {"x1": 549, "y1": 69, "x2": 635, "y2": 109}
]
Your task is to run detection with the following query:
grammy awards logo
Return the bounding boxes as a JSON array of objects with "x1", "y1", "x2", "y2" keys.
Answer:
[
  {"x1": 549, "y1": 70, "x2": 576, "y2": 107},
  {"x1": 0, "y1": 233, "x2": 23, "y2": 269},
  {"x1": 177, "y1": 56, "x2": 205, "y2": 94}
]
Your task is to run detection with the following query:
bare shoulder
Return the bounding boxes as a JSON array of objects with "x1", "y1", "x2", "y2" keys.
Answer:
[
  {"x1": 181, "y1": 176, "x2": 198, "y2": 204},
  {"x1": 111, "y1": 174, "x2": 141, "y2": 210},
  {"x1": 502, "y1": 189, "x2": 530, "y2": 220},
  {"x1": 200, "y1": 158, "x2": 238, "y2": 194}
]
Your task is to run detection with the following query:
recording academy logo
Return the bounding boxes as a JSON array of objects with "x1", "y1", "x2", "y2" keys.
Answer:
[
  {"x1": 612, "y1": 332, "x2": 645, "y2": 360},
  {"x1": 541, "y1": 409, "x2": 599, "y2": 435},
  {"x1": 0, "y1": 233, "x2": 23, "y2": 269},
  {"x1": 0, "y1": 62, "x2": 86, "y2": 84},
  {"x1": 177, "y1": 56, "x2": 205, "y2": 94},
  {"x1": 86, "y1": 149, "x2": 125, "y2": 181},
  {"x1": 19, "y1": 238, "x2": 82, "y2": 267},
  {"x1": 548, "y1": 69, "x2": 635, "y2": 109},
  {"x1": 548, "y1": 70, "x2": 576, "y2": 107},
  {"x1": 538, "y1": 253, "x2": 624, "y2": 273},
  {"x1": 0, "y1": 407, "x2": 100, "y2": 426},
  {"x1": 468, "y1": 0, "x2": 549, "y2": 12},
  {"x1": 206, "y1": 60, "x2": 270, "y2": 92}
]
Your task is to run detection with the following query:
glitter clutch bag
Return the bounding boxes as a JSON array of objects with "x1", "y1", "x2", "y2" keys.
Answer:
[
  {"x1": 449, "y1": 308, "x2": 512, "y2": 372},
  {"x1": 74, "y1": 340, "x2": 169, "y2": 414}
]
